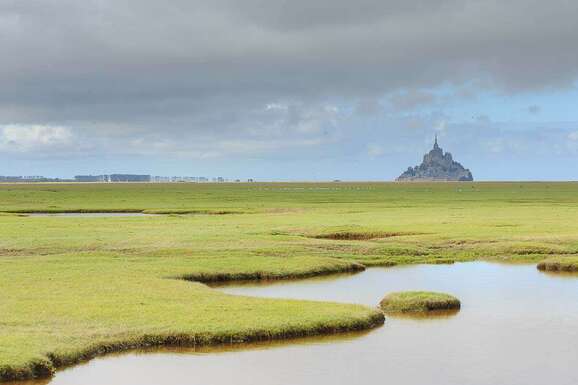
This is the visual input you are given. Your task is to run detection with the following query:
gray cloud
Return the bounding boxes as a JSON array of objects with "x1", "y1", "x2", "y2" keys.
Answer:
[
  {"x1": 1, "y1": 0, "x2": 578, "y2": 169},
  {"x1": 388, "y1": 90, "x2": 437, "y2": 111}
]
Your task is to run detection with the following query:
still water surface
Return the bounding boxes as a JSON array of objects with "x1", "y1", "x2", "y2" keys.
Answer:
[
  {"x1": 18, "y1": 262, "x2": 578, "y2": 385},
  {"x1": 26, "y1": 213, "x2": 152, "y2": 217}
]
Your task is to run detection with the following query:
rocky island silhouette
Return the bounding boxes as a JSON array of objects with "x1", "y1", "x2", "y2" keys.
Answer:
[{"x1": 397, "y1": 136, "x2": 473, "y2": 181}]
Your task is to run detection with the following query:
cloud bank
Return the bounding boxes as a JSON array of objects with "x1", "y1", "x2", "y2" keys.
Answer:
[{"x1": 1, "y1": 0, "x2": 578, "y2": 178}]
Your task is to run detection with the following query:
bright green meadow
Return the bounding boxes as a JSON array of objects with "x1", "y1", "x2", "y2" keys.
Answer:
[{"x1": 1, "y1": 182, "x2": 578, "y2": 381}]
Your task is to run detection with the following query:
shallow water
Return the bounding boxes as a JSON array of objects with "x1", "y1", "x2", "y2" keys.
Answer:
[
  {"x1": 13, "y1": 262, "x2": 578, "y2": 385},
  {"x1": 25, "y1": 213, "x2": 153, "y2": 217}
]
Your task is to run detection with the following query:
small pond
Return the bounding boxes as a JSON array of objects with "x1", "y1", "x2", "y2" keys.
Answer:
[{"x1": 24, "y1": 213, "x2": 153, "y2": 217}]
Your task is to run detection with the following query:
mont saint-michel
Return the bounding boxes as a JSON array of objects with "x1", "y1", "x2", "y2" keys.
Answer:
[{"x1": 397, "y1": 136, "x2": 474, "y2": 181}]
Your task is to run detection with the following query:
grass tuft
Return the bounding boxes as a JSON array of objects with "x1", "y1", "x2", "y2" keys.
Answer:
[
  {"x1": 537, "y1": 256, "x2": 578, "y2": 272},
  {"x1": 379, "y1": 291, "x2": 461, "y2": 313}
]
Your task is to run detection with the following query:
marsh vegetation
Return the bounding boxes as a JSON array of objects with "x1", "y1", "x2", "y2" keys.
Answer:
[
  {"x1": 537, "y1": 257, "x2": 578, "y2": 272},
  {"x1": 32, "y1": 263, "x2": 578, "y2": 385},
  {"x1": 1, "y1": 182, "x2": 578, "y2": 381},
  {"x1": 379, "y1": 291, "x2": 461, "y2": 313}
]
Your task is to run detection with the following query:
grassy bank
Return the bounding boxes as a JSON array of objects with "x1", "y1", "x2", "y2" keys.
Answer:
[
  {"x1": 0, "y1": 255, "x2": 382, "y2": 381},
  {"x1": 2, "y1": 182, "x2": 578, "y2": 381}
]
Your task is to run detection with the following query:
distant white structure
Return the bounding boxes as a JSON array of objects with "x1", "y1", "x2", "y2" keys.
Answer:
[{"x1": 150, "y1": 176, "x2": 230, "y2": 183}]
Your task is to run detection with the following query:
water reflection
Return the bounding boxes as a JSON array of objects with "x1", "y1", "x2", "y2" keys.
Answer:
[
  {"x1": 539, "y1": 270, "x2": 578, "y2": 279},
  {"x1": 10, "y1": 262, "x2": 578, "y2": 385},
  {"x1": 384, "y1": 308, "x2": 461, "y2": 320}
]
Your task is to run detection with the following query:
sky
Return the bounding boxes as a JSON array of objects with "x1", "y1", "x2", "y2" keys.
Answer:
[{"x1": 1, "y1": 0, "x2": 578, "y2": 181}]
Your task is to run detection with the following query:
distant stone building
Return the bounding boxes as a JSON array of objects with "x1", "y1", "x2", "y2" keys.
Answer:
[
  {"x1": 397, "y1": 136, "x2": 473, "y2": 181},
  {"x1": 109, "y1": 174, "x2": 151, "y2": 182},
  {"x1": 75, "y1": 175, "x2": 109, "y2": 182}
]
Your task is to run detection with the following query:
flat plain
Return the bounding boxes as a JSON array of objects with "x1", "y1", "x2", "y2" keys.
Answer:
[{"x1": 1, "y1": 182, "x2": 578, "y2": 381}]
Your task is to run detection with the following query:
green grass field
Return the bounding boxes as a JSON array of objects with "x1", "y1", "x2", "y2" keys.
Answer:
[{"x1": 2, "y1": 182, "x2": 578, "y2": 381}]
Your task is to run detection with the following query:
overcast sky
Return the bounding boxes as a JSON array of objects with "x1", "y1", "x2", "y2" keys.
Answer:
[{"x1": 1, "y1": 0, "x2": 578, "y2": 180}]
